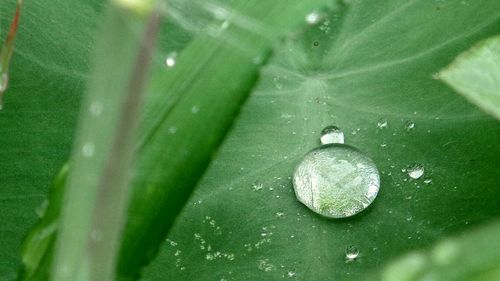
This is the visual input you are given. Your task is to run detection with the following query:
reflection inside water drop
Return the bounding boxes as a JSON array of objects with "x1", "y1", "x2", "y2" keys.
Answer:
[{"x1": 293, "y1": 126, "x2": 380, "y2": 218}]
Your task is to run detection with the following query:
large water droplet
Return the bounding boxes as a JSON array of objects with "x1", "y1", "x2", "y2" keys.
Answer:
[
  {"x1": 407, "y1": 164, "x2": 424, "y2": 179},
  {"x1": 345, "y1": 245, "x2": 359, "y2": 261},
  {"x1": 320, "y1": 126, "x2": 344, "y2": 145},
  {"x1": 293, "y1": 143, "x2": 380, "y2": 218}
]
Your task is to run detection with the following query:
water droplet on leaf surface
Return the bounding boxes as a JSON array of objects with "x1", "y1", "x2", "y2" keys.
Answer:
[
  {"x1": 407, "y1": 164, "x2": 424, "y2": 179},
  {"x1": 165, "y1": 52, "x2": 177, "y2": 67},
  {"x1": 293, "y1": 127, "x2": 380, "y2": 218},
  {"x1": 377, "y1": 119, "x2": 388, "y2": 129},
  {"x1": 320, "y1": 126, "x2": 344, "y2": 145},
  {"x1": 345, "y1": 245, "x2": 359, "y2": 261},
  {"x1": 305, "y1": 12, "x2": 321, "y2": 25},
  {"x1": 405, "y1": 121, "x2": 415, "y2": 131}
]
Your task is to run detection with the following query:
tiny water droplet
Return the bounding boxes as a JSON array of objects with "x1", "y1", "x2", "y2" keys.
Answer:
[
  {"x1": 191, "y1": 105, "x2": 200, "y2": 114},
  {"x1": 345, "y1": 246, "x2": 359, "y2": 261},
  {"x1": 168, "y1": 127, "x2": 177, "y2": 134},
  {"x1": 273, "y1": 77, "x2": 283, "y2": 90},
  {"x1": 405, "y1": 121, "x2": 415, "y2": 131},
  {"x1": 305, "y1": 12, "x2": 321, "y2": 25},
  {"x1": 89, "y1": 101, "x2": 103, "y2": 116},
  {"x1": 220, "y1": 20, "x2": 230, "y2": 30},
  {"x1": 320, "y1": 126, "x2": 344, "y2": 144},
  {"x1": 407, "y1": 164, "x2": 424, "y2": 179},
  {"x1": 313, "y1": 41, "x2": 319, "y2": 47},
  {"x1": 165, "y1": 52, "x2": 177, "y2": 67},
  {"x1": 252, "y1": 181, "x2": 263, "y2": 191},
  {"x1": 82, "y1": 142, "x2": 95, "y2": 158},
  {"x1": 258, "y1": 259, "x2": 274, "y2": 272},
  {"x1": 377, "y1": 120, "x2": 388, "y2": 129}
]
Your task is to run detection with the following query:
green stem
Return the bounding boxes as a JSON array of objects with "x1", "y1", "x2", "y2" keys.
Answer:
[{"x1": 52, "y1": 1, "x2": 159, "y2": 281}]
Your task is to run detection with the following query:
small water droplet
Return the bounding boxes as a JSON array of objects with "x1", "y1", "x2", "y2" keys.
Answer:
[
  {"x1": 165, "y1": 52, "x2": 177, "y2": 67},
  {"x1": 405, "y1": 121, "x2": 415, "y2": 131},
  {"x1": 191, "y1": 105, "x2": 200, "y2": 114},
  {"x1": 345, "y1": 246, "x2": 359, "y2": 261},
  {"x1": 313, "y1": 41, "x2": 319, "y2": 47},
  {"x1": 320, "y1": 126, "x2": 344, "y2": 144},
  {"x1": 305, "y1": 12, "x2": 321, "y2": 25},
  {"x1": 407, "y1": 164, "x2": 424, "y2": 179},
  {"x1": 82, "y1": 142, "x2": 95, "y2": 158}
]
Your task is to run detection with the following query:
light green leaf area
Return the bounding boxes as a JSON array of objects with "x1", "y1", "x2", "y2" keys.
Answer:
[
  {"x1": 440, "y1": 35, "x2": 500, "y2": 120},
  {"x1": 142, "y1": 1, "x2": 500, "y2": 280},
  {"x1": 379, "y1": 219, "x2": 500, "y2": 281}
]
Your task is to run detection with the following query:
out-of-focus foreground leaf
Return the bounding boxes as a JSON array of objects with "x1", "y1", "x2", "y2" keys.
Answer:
[
  {"x1": 440, "y1": 35, "x2": 500, "y2": 120},
  {"x1": 378, "y1": 219, "x2": 500, "y2": 281},
  {"x1": 140, "y1": 1, "x2": 500, "y2": 280}
]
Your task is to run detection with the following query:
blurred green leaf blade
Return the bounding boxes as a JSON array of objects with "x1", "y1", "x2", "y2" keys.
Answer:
[
  {"x1": 440, "y1": 35, "x2": 500, "y2": 120},
  {"x1": 379, "y1": 220, "x2": 500, "y2": 281}
]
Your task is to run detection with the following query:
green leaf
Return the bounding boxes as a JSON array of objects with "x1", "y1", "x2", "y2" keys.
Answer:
[
  {"x1": 0, "y1": 0, "x2": 103, "y2": 279},
  {"x1": 140, "y1": 1, "x2": 500, "y2": 280},
  {"x1": 439, "y1": 35, "x2": 500, "y2": 121},
  {"x1": 15, "y1": 0, "x2": 336, "y2": 280},
  {"x1": 379, "y1": 219, "x2": 500, "y2": 281}
]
